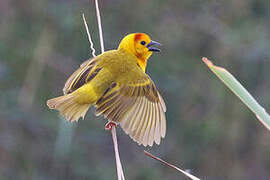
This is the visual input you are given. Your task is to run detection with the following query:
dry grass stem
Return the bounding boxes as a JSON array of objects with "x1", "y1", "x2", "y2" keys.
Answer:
[
  {"x1": 144, "y1": 151, "x2": 201, "y2": 180},
  {"x1": 83, "y1": 0, "x2": 125, "y2": 179},
  {"x1": 95, "y1": 0, "x2": 104, "y2": 53},
  {"x1": 82, "y1": 13, "x2": 96, "y2": 57},
  {"x1": 112, "y1": 126, "x2": 125, "y2": 180}
]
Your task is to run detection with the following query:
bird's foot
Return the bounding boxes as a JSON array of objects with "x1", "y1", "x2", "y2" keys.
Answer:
[{"x1": 105, "y1": 121, "x2": 117, "y2": 131}]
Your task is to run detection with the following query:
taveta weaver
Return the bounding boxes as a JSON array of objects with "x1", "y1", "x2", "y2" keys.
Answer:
[{"x1": 47, "y1": 33, "x2": 166, "y2": 146}]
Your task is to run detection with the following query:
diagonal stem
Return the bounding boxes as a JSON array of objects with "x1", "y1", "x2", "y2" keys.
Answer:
[
  {"x1": 82, "y1": 13, "x2": 96, "y2": 57},
  {"x1": 144, "y1": 150, "x2": 200, "y2": 180}
]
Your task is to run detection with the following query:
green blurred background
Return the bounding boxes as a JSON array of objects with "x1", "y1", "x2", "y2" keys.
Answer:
[{"x1": 1, "y1": 0, "x2": 270, "y2": 179}]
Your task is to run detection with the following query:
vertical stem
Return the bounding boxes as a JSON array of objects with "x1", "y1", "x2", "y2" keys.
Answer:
[
  {"x1": 94, "y1": 0, "x2": 125, "y2": 179},
  {"x1": 95, "y1": 0, "x2": 105, "y2": 53},
  {"x1": 111, "y1": 127, "x2": 125, "y2": 180}
]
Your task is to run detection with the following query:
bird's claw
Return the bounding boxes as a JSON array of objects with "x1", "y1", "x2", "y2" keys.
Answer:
[{"x1": 105, "y1": 121, "x2": 117, "y2": 130}]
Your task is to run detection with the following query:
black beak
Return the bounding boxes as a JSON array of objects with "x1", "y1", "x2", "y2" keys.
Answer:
[{"x1": 147, "y1": 40, "x2": 161, "y2": 52}]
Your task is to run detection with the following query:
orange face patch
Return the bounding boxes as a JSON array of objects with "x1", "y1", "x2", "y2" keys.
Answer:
[{"x1": 134, "y1": 33, "x2": 144, "y2": 43}]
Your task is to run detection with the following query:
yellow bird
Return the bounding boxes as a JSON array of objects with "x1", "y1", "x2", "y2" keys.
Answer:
[{"x1": 47, "y1": 33, "x2": 166, "y2": 146}]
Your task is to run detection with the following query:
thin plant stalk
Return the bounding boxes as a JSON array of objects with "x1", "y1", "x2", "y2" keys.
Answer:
[
  {"x1": 95, "y1": 0, "x2": 105, "y2": 53},
  {"x1": 112, "y1": 126, "x2": 125, "y2": 180},
  {"x1": 144, "y1": 151, "x2": 200, "y2": 180},
  {"x1": 83, "y1": 0, "x2": 125, "y2": 179},
  {"x1": 82, "y1": 13, "x2": 96, "y2": 57}
]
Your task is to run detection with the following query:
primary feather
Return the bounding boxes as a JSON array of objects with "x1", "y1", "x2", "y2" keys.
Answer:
[{"x1": 47, "y1": 33, "x2": 166, "y2": 146}]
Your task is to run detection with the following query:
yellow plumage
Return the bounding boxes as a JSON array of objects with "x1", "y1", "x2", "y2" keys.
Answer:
[{"x1": 47, "y1": 33, "x2": 166, "y2": 146}]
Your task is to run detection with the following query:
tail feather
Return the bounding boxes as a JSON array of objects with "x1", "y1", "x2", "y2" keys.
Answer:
[{"x1": 47, "y1": 94, "x2": 90, "y2": 122}]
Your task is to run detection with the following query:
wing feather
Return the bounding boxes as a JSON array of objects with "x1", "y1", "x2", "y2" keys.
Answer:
[
  {"x1": 63, "y1": 58, "x2": 99, "y2": 94},
  {"x1": 127, "y1": 98, "x2": 143, "y2": 132},
  {"x1": 159, "y1": 103, "x2": 166, "y2": 138},
  {"x1": 153, "y1": 103, "x2": 160, "y2": 144},
  {"x1": 95, "y1": 72, "x2": 166, "y2": 146},
  {"x1": 149, "y1": 102, "x2": 156, "y2": 146},
  {"x1": 121, "y1": 97, "x2": 141, "y2": 131},
  {"x1": 137, "y1": 98, "x2": 149, "y2": 144},
  {"x1": 143, "y1": 101, "x2": 152, "y2": 146}
]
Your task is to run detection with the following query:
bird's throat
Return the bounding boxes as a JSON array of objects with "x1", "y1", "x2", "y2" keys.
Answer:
[{"x1": 137, "y1": 58, "x2": 147, "y2": 72}]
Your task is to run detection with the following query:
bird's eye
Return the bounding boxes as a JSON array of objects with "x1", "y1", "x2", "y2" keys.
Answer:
[{"x1": 140, "y1": 41, "x2": 146, "y2": 45}]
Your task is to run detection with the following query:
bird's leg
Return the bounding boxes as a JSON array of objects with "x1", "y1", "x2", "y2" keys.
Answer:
[{"x1": 105, "y1": 121, "x2": 117, "y2": 130}]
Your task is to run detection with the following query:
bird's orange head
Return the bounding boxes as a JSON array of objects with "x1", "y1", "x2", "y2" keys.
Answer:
[{"x1": 118, "y1": 33, "x2": 161, "y2": 71}]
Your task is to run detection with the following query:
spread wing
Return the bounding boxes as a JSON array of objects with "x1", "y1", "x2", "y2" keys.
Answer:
[
  {"x1": 63, "y1": 58, "x2": 101, "y2": 94},
  {"x1": 95, "y1": 72, "x2": 166, "y2": 147}
]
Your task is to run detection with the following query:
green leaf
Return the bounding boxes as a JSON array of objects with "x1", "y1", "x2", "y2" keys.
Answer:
[{"x1": 202, "y1": 57, "x2": 270, "y2": 131}]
